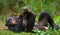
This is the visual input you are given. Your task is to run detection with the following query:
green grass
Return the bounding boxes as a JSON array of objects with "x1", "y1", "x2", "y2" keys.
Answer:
[
  {"x1": 0, "y1": 28, "x2": 60, "y2": 35},
  {"x1": 0, "y1": 30, "x2": 36, "y2": 35}
]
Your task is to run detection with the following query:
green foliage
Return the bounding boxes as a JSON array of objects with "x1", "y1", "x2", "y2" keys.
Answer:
[
  {"x1": 35, "y1": 29, "x2": 60, "y2": 35},
  {"x1": 0, "y1": 30, "x2": 36, "y2": 35},
  {"x1": 24, "y1": 0, "x2": 57, "y2": 16},
  {"x1": 0, "y1": 0, "x2": 58, "y2": 16},
  {"x1": 53, "y1": 16, "x2": 60, "y2": 26}
]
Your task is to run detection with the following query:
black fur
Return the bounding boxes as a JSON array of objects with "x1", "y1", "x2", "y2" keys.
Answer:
[{"x1": 18, "y1": 7, "x2": 36, "y2": 32}]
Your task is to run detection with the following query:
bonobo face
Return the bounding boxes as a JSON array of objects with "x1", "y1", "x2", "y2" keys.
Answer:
[{"x1": 11, "y1": 18, "x2": 16, "y2": 25}]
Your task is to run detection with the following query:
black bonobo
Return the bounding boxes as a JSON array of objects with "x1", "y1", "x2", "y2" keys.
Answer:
[{"x1": 18, "y1": 6, "x2": 36, "y2": 32}]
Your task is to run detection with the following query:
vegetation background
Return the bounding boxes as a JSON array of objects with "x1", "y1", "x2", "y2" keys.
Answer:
[{"x1": 0, "y1": 0, "x2": 60, "y2": 35}]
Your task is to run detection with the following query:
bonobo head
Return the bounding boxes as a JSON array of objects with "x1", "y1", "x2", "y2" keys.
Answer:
[
  {"x1": 6, "y1": 17, "x2": 17, "y2": 26},
  {"x1": 23, "y1": 6, "x2": 29, "y2": 12}
]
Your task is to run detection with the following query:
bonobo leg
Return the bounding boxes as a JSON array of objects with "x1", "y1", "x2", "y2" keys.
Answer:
[
  {"x1": 47, "y1": 13, "x2": 59, "y2": 30},
  {"x1": 38, "y1": 12, "x2": 59, "y2": 30},
  {"x1": 38, "y1": 12, "x2": 48, "y2": 30}
]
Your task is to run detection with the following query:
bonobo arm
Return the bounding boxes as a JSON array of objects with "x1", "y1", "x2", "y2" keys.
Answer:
[{"x1": 27, "y1": 13, "x2": 36, "y2": 31}]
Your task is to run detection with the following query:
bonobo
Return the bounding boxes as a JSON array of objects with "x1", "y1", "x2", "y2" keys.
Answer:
[
  {"x1": 37, "y1": 12, "x2": 59, "y2": 30},
  {"x1": 18, "y1": 6, "x2": 36, "y2": 32},
  {"x1": 5, "y1": 16, "x2": 22, "y2": 32}
]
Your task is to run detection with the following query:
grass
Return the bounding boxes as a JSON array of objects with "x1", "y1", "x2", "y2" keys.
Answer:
[
  {"x1": 0, "y1": 30, "x2": 36, "y2": 35},
  {"x1": 0, "y1": 28, "x2": 60, "y2": 35}
]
